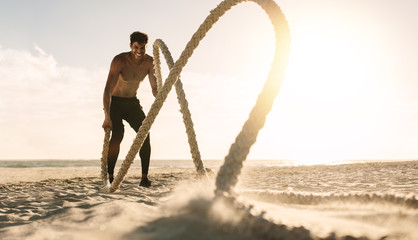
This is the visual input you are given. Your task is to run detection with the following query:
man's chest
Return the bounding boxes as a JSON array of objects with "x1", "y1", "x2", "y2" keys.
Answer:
[{"x1": 121, "y1": 65, "x2": 148, "y2": 82}]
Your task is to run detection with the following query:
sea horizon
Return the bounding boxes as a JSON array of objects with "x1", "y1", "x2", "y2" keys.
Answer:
[{"x1": 0, "y1": 158, "x2": 416, "y2": 169}]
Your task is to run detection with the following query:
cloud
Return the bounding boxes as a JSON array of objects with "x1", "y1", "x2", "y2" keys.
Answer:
[
  {"x1": 0, "y1": 44, "x2": 107, "y2": 118},
  {"x1": 33, "y1": 43, "x2": 47, "y2": 56},
  {"x1": 0, "y1": 44, "x2": 107, "y2": 159}
]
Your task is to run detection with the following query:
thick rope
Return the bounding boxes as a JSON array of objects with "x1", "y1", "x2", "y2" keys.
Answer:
[
  {"x1": 100, "y1": 0, "x2": 290, "y2": 193},
  {"x1": 214, "y1": 0, "x2": 290, "y2": 195},
  {"x1": 153, "y1": 39, "x2": 206, "y2": 176},
  {"x1": 100, "y1": 128, "x2": 111, "y2": 188}
]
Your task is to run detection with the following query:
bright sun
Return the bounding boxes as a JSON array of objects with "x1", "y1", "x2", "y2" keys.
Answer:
[{"x1": 251, "y1": 26, "x2": 383, "y2": 165}]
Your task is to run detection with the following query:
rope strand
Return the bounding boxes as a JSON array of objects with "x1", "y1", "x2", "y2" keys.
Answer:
[{"x1": 153, "y1": 39, "x2": 206, "y2": 176}]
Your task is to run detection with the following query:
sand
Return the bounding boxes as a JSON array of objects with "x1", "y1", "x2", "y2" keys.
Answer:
[{"x1": 0, "y1": 162, "x2": 417, "y2": 240}]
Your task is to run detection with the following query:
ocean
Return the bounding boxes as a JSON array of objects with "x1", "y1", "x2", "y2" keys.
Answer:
[
  {"x1": 0, "y1": 158, "x2": 407, "y2": 169},
  {"x1": 0, "y1": 159, "x2": 266, "y2": 169}
]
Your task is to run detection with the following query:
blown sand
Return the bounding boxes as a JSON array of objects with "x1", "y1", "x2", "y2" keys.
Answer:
[{"x1": 0, "y1": 161, "x2": 417, "y2": 239}]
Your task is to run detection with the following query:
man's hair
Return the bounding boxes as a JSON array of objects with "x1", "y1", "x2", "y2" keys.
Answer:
[{"x1": 130, "y1": 31, "x2": 148, "y2": 44}]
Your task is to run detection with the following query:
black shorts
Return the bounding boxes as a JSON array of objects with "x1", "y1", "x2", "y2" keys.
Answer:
[{"x1": 110, "y1": 96, "x2": 146, "y2": 132}]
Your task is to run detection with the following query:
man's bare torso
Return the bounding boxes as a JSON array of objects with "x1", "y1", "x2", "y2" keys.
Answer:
[{"x1": 111, "y1": 52, "x2": 153, "y2": 98}]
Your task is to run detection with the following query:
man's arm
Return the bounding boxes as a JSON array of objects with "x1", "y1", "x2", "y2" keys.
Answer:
[
  {"x1": 102, "y1": 56, "x2": 123, "y2": 129},
  {"x1": 148, "y1": 58, "x2": 158, "y2": 97}
]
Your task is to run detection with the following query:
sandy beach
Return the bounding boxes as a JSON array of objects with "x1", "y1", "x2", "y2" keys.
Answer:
[{"x1": 0, "y1": 161, "x2": 417, "y2": 240}]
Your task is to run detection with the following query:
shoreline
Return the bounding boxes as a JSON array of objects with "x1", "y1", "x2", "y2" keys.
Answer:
[
  {"x1": 0, "y1": 167, "x2": 199, "y2": 184},
  {"x1": 1, "y1": 159, "x2": 417, "y2": 183}
]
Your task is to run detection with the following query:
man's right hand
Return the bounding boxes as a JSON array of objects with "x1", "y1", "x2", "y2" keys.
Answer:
[{"x1": 102, "y1": 116, "x2": 113, "y2": 130}]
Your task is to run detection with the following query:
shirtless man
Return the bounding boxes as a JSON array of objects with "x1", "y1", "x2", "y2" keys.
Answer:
[{"x1": 102, "y1": 31, "x2": 158, "y2": 187}]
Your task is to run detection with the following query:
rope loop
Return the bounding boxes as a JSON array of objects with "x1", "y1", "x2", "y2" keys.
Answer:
[{"x1": 100, "y1": 0, "x2": 290, "y2": 194}]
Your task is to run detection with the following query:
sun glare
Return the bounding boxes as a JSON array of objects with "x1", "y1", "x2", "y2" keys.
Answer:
[{"x1": 252, "y1": 25, "x2": 383, "y2": 165}]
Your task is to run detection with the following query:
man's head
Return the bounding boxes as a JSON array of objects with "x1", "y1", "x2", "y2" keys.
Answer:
[
  {"x1": 130, "y1": 31, "x2": 148, "y2": 45},
  {"x1": 130, "y1": 31, "x2": 148, "y2": 60}
]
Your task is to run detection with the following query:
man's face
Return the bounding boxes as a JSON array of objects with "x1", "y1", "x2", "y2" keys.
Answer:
[{"x1": 130, "y1": 42, "x2": 146, "y2": 60}]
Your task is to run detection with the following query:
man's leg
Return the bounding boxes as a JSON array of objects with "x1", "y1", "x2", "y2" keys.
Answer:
[
  {"x1": 138, "y1": 135, "x2": 151, "y2": 187},
  {"x1": 139, "y1": 134, "x2": 151, "y2": 175},
  {"x1": 107, "y1": 126, "x2": 124, "y2": 183},
  {"x1": 108, "y1": 101, "x2": 125, "y2": 184},
  {"x1": 125, "y1": 99, "x2": 151, "y2": 187},
  {"x1": 128, "y1": 121, "x2": 151, "y2": 177}
]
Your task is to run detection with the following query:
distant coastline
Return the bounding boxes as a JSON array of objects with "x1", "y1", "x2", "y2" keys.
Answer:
[{"x1": 0, "y1": 158, "x2": 416, "y2": 169}]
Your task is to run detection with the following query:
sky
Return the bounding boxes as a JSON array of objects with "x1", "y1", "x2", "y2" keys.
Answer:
[{"x1": 1, "y1": 0, "x2": 417, "y2": 164}]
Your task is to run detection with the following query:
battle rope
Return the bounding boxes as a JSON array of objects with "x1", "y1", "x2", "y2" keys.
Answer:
[
  {"x1": 153, "y1": 39, "x2": 206, "y2": 176},
  {"x1": 100, "y1": 0, "x2": 290, "y2": 194}
]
